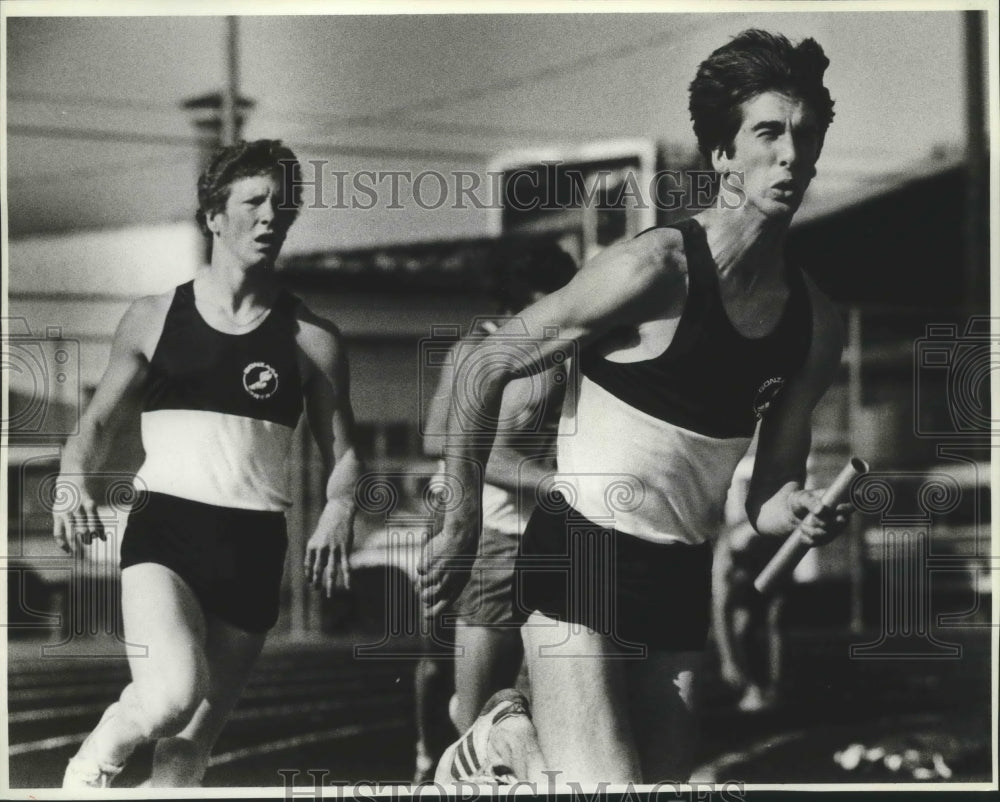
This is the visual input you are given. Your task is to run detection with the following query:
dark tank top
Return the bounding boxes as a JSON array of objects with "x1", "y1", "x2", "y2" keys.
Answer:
[
  {"x1": 144, "y1": 280, "x2": 303, "y2": 428},
  {"x1": 580, "y1": 217, "x2": 812, "y2": 439}
]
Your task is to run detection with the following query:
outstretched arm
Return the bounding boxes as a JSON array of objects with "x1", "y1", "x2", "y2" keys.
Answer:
[
  {"x1": 424, "y1": 336, "x2": 562, "y2": 492},
  {"x1": 419, "y1": 230, "x2": 687, "y2": 618},
  {"x1": 482, "y1": 369, "x2": 565, "y2": 494},
  {"x1": 298, "y1": 309, "x2": 364, "y2": 598}
]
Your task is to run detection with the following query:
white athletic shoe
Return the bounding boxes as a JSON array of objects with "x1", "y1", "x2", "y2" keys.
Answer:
[
  {"x1": 62, "y1": 755, "x2": 124, "y2": 789},
  {"x1": 435, "y1": 689, "x2": 537, "y2": 785}
]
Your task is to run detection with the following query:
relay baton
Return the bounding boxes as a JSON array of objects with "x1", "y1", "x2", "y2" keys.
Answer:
[{"x1": 754, "y1": 457, "x2": 869, "y2": 595}]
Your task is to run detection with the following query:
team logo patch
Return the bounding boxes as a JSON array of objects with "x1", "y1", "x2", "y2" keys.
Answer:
[
  {"x1": 753, "y1": 376, "x2": 785, "y2": 420},
  {"x1": 243, "y1": 362, "x2": 279, "y2": 400}
]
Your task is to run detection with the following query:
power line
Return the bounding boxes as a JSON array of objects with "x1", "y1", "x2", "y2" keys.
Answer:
[
  {"x1": 9, "y1": 20, "x2": 705, "y2": 146},
  {"x1": 7, "y1": 90, "x2": 179, "y2": 113},
  {"x1": 8, "y1": 125, "x2": 489, "y2": 170},
  {"x1": 7, "y1": 155, "x2": 190, "y2": 185},
  {"x1": 337, "y1": 19, "x2": 707, "y2": 127},
  {"x1": 8, "y1": 124, "x2": 197, "y2": 148},
  {"x1": 250, "y1": 107, "x2": 628, "y2": 143}
]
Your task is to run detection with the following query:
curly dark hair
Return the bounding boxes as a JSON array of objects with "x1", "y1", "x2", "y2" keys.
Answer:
[
  {"x1": 688, "y1": 29, "x2": 835, "y2": 164},
  {"x1": 195, "y1": 139, "x2": 302, "y2": 237}
]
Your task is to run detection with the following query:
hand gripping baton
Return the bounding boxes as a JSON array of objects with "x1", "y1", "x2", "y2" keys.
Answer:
[{"x1": 754, "y1": 457, "x2": 869, "y2": 595}]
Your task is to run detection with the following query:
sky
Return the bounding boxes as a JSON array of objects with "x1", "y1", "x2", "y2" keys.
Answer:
[{"x1": 4, "y1": 4, "x2": 982, "y2": 246}]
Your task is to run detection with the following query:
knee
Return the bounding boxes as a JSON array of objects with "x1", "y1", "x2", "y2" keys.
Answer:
[
  {"x1": 125, "y1": 675, "x2": 207, "y2": 739},
  {"x1": 146, "y1": 687, "x2": 204, "y2": 738}
]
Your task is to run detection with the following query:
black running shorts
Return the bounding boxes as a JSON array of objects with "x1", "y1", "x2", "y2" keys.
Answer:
[
  {"x1": 513, "y1": 500, "x2": 713, "y2": 651},
  {"x1": 120, "y1": 492, "x2": 288, "y2": 633}
]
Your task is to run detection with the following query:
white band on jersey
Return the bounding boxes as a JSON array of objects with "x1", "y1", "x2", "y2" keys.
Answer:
[
  {"x1": 556, "y1": 376, "x2": 752, "y2": 544},
  {"x1": 135, "y1": 409, "x2": 295, "y2": 511}
]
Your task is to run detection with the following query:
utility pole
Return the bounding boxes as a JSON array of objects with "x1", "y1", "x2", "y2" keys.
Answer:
[
  {"x1": 221, "y1": 16, "x2": 240, "y2": 147},
  {"x1": 963, "y1": 11, "x2": 987, "y2": 315},
  {"x1": 182, "y1": 17, "x2": 254, "y2": 261}
]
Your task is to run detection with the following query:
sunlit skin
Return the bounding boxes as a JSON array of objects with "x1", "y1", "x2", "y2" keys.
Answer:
[
  {"x1": 198, "y1": 172, "x2": 298, "y2": 321},
  {"x1": 697, "y1": 90, "x2": 825, "y2": 301},
  {"x1": 206, "y1": 173, "x2": 296, "y2": 274},
  {"x1": 417, "y1": 64, "x2": 850, "y2": 789},
  {"x1": 713, "y1": 91, "x2": 823, "y2": 223}
]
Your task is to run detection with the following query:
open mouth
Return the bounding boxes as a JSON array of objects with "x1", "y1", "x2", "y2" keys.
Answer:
[
  {"x1": 770, "y1": 181, "x2": 800, "y2": 203},
  {"x1": 254, "y1": 233, "x2": 280, "y2": 248}
]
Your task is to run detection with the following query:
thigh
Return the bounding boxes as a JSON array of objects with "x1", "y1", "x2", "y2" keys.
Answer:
[
  {"x1": 121, "y1": 563, "x2": 207, "y2": 689},
  {"x1": 626, "y1": 650, "x2": 703, "y2": 783},
  {"x1": 521, "y1": 611, "x2": 639, "y2": 785}
]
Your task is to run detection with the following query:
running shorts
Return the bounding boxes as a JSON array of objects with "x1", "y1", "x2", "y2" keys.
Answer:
[
  {"x1": 453, "y1": 526, "x2": 520, "y2": 627},
  {"x1": 513, "y1": 498, "x2": 712, "y2": 651},
  {"x1": 120, "y1": 491, "x2": 288, "y2": 633}
]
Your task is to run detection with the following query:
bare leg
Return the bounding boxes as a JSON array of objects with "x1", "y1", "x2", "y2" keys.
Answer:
[
  {"x1": 149, "y1": 615, "x2": 266, "y2": 787},
  {"x1": 71, "y1": 564, "x2": 208, "y2": 770},
  {"x1": 413, "y1": 621, "x2": 456, "y2": 782},
  {"x1": 626, "y1": 650, "x2": 703, "y2": 782},
  {"x1": 521, "y1": 611, "x2": 639, "y2": 785},
  {"x1": 765, "y1": 596, "x2": 785, "y2": 699},
  {"x1": 452, "y1": 622, "x2": 523, "y2": 732},
  {"x1": 727, "y1": 606, "x2": 753, "y2": 688}
]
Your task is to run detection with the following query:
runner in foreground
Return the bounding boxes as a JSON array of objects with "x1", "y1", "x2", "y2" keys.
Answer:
[{"x1": 421, "y1": 29, "x2": 854, "y2": 785}]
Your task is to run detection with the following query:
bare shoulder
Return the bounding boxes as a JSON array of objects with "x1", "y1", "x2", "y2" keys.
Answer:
[
  {"x1": 586, "y1": 226, "x2": 686, "y2": 285},
  {"x1": 119, "y1": 289, "x2": 174, "y2": 358},
  {"x1": 293, "y1": 300, "x2": 345, "y2": 369},
  {"x1": 567, "y1": 227, "x2": 687, "y2": 326}
]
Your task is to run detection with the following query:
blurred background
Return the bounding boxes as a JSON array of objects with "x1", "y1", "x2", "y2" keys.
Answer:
[{"x1": 3, "y1": 6, "x2": 994, "y2": 789}]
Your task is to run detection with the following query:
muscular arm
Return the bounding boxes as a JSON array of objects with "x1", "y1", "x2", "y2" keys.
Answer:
[
  {"x1": 297, "y1": 306, "x2": 364, "y2": 597},
  {"x1": 746, "y1": 279, "x2": 846, "y2": 539},
  {"x1": 482, "y1": 369, "x2": 565, "y2": 494},
  {"x1": 419, "y1": 230, "x2": 686, "y2": 616},
  {"x1": 424, "y1": 337, "x2": 564, "y2": 492},
  {"x1": 54, "y1": 295, "x2": 166, "y2": 553}
]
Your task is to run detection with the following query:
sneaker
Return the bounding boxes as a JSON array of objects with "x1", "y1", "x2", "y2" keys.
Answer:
[
  {"x1": 62, "y1": 755, "x2": 124, "y2": 789},
  {"x1": 436, "y1": 689, "x2": 534, "y2": 785}
]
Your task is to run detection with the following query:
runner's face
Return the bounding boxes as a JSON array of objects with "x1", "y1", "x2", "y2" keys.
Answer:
[
  {"x1": 714, "y1": 91, "x2": 822, "y2": 218},
  {"x1": 209, "y1": 173, "x2": 293, "y2": 268}
]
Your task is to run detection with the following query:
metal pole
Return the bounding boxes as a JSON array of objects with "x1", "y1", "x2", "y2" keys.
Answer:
[
  {"x1": 222, "y1": 16, "x2": 240, "y2": 145},
  {"x1": 963, "y1": 11, "x2": 986, "y2": 314},
  {"x1": 847, "y1": 307, "x2": 865, "y2": 634}
]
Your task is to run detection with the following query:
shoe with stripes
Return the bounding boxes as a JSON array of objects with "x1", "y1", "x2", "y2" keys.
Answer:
[
  {"x1": 62, "y1": 755, "x2": 124, "y2": 789},
  {"x1": 436, "y1": 689, "x2": 534, "y2": 785}
]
